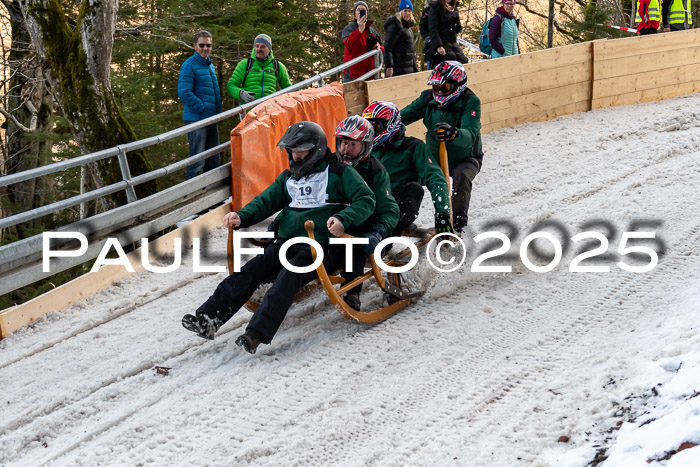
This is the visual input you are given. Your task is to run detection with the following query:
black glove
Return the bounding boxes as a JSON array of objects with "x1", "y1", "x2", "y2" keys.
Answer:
[
  {"x1": 266, "y1": 220, "x2": 279, "y2": 236},
  {"x1": 360, "y1": 225, "x2": 386, "y2": 256},
  {"x1": 435, "y1": 122, "x2": 457, "y2": 142},
  {"x1": 239, "y1": 90, "x2": 255, "y2": 104},
  {"x1": 434, "y1": 213, "x2": 453, "y2": 234}
]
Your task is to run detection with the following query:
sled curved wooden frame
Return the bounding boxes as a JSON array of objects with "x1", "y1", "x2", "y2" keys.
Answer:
[
  {"x1": 226, "y1": 223, "x2": 435, "y2": 323},
  {"x1": 224, "y1": 142, "x2": 449, "y2": 322}
]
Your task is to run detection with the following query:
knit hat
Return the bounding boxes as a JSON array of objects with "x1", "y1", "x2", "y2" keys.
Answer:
[
  {"x1": 399, "y1": 0, "x2": 413, "y2": 11},
  {"x1": 353, "y1": 1, "x2": 369, "y2": 14},
  {"x1": 254, "y1": 34, "x2": 272, "y2": 50}
]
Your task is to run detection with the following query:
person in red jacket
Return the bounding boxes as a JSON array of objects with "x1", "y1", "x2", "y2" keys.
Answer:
[
  {"x1": 636, "y1": 0, "x2": 661, "y2": 35},
  {"x1": 342, "y1": 1, "x2": 384, "y2": 81}
]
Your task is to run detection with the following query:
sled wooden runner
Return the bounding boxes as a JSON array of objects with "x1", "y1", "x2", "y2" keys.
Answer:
[{"x1": 226, "y1": 223, "x2": 434, "y2": 323}]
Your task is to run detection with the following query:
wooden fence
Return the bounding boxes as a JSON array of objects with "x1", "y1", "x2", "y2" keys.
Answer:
[{"x1": 345, "y1": 28, "x2": 700, "y2": 139}]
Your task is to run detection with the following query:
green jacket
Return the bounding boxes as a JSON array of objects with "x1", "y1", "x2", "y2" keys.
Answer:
[
  {"x1": 349, "y1": 155, "x2": 400, "y2": 236},
  {"x1": 227, "y1": 50, "x2": 292, "y2": 101},
  {"x1": 372, "y1": 129, "x2": 451, "y2": 217},
  {"x1": 400, "y1": 88, "x2": 483, "y2": 170},
  {"x1": 237, "y1": 154, "x2": 375, "y2": 244}
]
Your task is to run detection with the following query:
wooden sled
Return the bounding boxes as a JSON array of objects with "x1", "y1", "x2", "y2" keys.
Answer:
[
  {"x1": 226, "y1": 222, "x2": 435, "y2": 323},
  {"x1": 224, "y1": 141, "x2": 451, "y2": 322}
]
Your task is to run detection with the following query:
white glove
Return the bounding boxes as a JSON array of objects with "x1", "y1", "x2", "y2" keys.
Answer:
[{"x1": 239, "y1": 90, "x2": 255, "y2": 103}]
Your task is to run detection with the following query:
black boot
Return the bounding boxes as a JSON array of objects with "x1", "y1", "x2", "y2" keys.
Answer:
[
  {"x1": 235, "y1": 329, "x2": 265, "y2": 354},
  {"x1": 182, "y1": 311, "x2": 221, "y2": 340},
  {"x1": 343, "y1": 291, "x2": 361, "y2": 311},
  {"x1": 453, "y1": 214, "x2": 468, "y2": 233}
]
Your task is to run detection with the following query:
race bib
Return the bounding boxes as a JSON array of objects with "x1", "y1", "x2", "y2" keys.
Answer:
[{"x1": 287, "y1": 167, "x2": 329, "y2": 208}]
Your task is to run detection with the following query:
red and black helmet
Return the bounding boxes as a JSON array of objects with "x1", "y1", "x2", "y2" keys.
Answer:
[
  {"x1": 427, "y1": 60, "x2": 467, "y2": 107},
  {"x1": 334, "y1": 116, "x2": 375, "y2": 167},
  {"x1": 362, "y1": 101, "x2": 403, "y2": 148}
]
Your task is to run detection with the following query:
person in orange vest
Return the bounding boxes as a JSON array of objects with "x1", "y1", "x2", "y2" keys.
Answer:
[{"x1": 636, "y1": 0, "x2": 662, "y2": 35}]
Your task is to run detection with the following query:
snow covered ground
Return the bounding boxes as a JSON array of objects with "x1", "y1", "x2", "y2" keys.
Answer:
[{"x1": 1, "y1": 93, "x2": 699, "y2": 466}]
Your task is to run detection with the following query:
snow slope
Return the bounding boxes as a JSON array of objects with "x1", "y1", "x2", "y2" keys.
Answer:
[{"x1": 1, "y1": 94, "x2": 699, "y2": 466}]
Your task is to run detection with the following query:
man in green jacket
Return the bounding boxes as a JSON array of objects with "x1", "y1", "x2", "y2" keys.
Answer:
[
  {"x1": 227, "y1": 34, "x2": 292, "y2": 104},
  {"x1": 182, "y1": 122, "x2": 375, "y2": 354},
  {"x1": 400, "y1": 61, "x2": 483, "y2": 232},
  {"x1": 363, "y1": 100, "x2": 452, "y2": 235},
  {"x1": 334, "y1": 115, "x2": 400, "y2": 311}
]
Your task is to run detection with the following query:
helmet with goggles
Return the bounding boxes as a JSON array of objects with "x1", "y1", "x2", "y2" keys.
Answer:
[
  {"x1": 427, "y1": 60, "x2": 467, "y2": 107},
  {"x1": 362, "y1": 101, "x2": 403, "y2": 148},
  {"x1": 277, "y1": 121, "x2": 328, "y2": 179},
  {"x1": 334, "y1": 116, "x2": 375, "y2": 167}
]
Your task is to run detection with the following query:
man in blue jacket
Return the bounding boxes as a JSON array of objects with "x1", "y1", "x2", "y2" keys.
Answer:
[{"x1": 177, "y1": 30, "x2": 223, "y2": 179}]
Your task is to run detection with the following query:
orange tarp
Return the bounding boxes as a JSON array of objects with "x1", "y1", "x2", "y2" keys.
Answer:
[{"x1": 230, "y1": 83, "x2": 348, "y2": 210}]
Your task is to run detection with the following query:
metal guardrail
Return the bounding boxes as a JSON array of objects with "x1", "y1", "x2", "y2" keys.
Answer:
[
  {"x1": 0, "y1": 49, "x2": 383, "y2": 192},
  {"x1": 0, "y1": 49, "x2": 383, "y2": 299},
  {"x1": 457, "y1": 38, "x2": 491, "y2": 61}
]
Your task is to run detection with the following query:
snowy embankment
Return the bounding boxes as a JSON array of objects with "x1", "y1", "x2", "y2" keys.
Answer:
[{"x1": 1, "y1": 94, "x2": 699, "y2": 466}]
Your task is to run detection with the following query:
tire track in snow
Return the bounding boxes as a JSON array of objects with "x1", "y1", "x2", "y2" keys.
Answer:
[
  {"x1": 34, "y1": 176, "x2": 699, "y2": 465},
  {"x1": 0, "y1": 275, "x2": 241, "y2": 441},
  {"x1": 0, "y1": 272, "x2": 210, "y2": 371},
  {"x1": 3, "y1": 98, "x2": 699, "y2": 465},
  {"x1": 222, "y1": 224, "x2": 699, "y2": 466}
]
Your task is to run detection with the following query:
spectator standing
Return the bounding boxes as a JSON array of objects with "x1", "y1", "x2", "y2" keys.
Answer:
[
  {"x1": 427, "y1": 0, "x2": 468, "y2": 67},
  {"x1": 227, "y1": 34, "x2": 292, "y2": 105},
  {"x1": 418, "y1": 1, "x2": 433, "y2": 69},
  {"x1": 177, "y1": 30, "x2": 222, "y2": 180},
  {"x1": 662, "y1": 0, "x2": 693, "y2": 31},
  {"x1": 489, "y1": 0, "x2": 520, "y2": 58},
  {"x1": 384, "y1": 0, "x2": 419, "y2": 77},
  {"x1": 636, "y1": 0, "x2": 662, "y2": 35},
  {"x1": 343, "y1": 2, "x2": 384, "y2": 81}
]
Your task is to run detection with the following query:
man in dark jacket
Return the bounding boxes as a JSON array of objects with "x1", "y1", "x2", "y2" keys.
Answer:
[
  {"x1": 334, "y1": 116, "x2": 400, "y2": 311},
  {"x1": 400, "y1": 61, "x2": 482, "y2": 232},
  {"x1": 363, "y1": 101, "x2": 452, "y2": 235},
  {"x1": 343, "y1": 1, "x2": 384, "y2": 81},
  {"x1": 182, "y1": 122, "x2": 376, "y2": 354},
  {"x1": 177, "y1": 30, "x2": 223, "y2": 180},
  {"x1": 384, "y1": 0, "x2": 418, "y2": 77},
  {"x1": 662, "y1": 0, "x2": 693, "y2": 31}
]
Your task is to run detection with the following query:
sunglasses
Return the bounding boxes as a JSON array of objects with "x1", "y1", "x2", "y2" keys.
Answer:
[{"x1": 197, "y1": 43, "x2": 212, "y2": 48}]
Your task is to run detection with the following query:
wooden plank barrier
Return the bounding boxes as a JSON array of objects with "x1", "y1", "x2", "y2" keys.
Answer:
[
  {"x1": 592, "y1": 29, "x2": 700, "y2": 109},
  {"x1": 345, "y1": 29, "x2": 700, "y2": 139},
  {"x1": 0, "y1": 203, "x2": 231, "y2": 339}
]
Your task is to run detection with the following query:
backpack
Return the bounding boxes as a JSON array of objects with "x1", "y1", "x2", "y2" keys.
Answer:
[
  {"x1": 478, "y1": 13, "x2": 504, "y2": 55},
  {"x1": 244, "y1": 57, "x2": 280, "y2": 81}
]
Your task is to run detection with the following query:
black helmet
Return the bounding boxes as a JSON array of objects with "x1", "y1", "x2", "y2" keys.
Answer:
[{"x1": 277, "y1": 121, "x2": 328, "y2": 179}]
